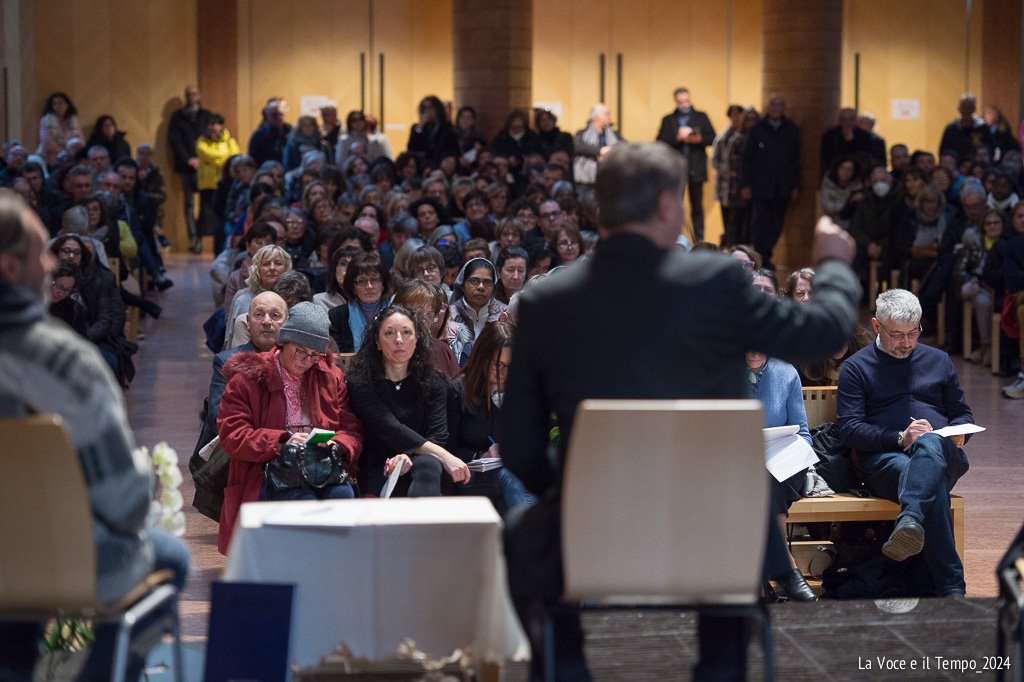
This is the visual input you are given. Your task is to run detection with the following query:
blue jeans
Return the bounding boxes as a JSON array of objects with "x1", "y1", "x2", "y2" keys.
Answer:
[
  {"x1": 260, "y1": 481, "x2": 355, "y2": 501},
  {"x1": 856, "y1": 433, "x2": 969, "y2": 595},
  {"x1": 454, "y1": 467, "x2": 536, "y2": 517}
]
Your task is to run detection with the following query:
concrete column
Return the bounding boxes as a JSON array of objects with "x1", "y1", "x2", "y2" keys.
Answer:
[
  {"x1": 452, "y1": 0, "x2": 532, "y2": 140},
  {"x1": 761, "y1": 0, "x2": 842, "y2": 270}
]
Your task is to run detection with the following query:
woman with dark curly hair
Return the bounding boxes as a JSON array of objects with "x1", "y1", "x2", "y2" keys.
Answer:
[{"x1": 346, "y1": 305, "x2": 470, "y2": 496}]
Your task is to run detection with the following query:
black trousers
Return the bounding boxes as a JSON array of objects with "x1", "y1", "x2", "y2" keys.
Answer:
[
  {"x1": 504, "y1": 495, "x2": 761, "y2": 681},
  {"x1": 683, "y1": 179, "x2": 706, "y2": 243},
  {"x1": 750, "y1": 197, "x2": 790, "y2": 269},
  {"x1": 179, "y1": 171, "x2": 198, "y2": 240}
]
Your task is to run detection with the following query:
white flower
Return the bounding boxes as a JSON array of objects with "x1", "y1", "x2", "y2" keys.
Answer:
[
  {"x1": 158, "y1": 466, "x2": 183, "y2": 489},
  {"x1": 159, "y1": 488, "x2": 184, "y2": 512},
  {"x1": 151, "y1": 442, "x2": 178, "y2": 469},
  {"x1": 134, "y1": 446, "x2": 149, "y2": 463},
  {"x1": 160, "y1": 510, "x2": 186, "y2": 536}
]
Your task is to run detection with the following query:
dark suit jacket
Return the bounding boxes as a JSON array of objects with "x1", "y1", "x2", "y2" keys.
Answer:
[
  {"x1": 740, "y1": 116, "x2": 801, "y2": 199},
  {"x1": 501, "y1": 233, "x2": 861, "y2": 497},
  {"x1": 656, "y1": 109, "x2": 716, "y2": 183}
]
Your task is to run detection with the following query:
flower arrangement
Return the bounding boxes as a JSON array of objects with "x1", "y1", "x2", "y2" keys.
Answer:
[{"x1": 141, "y1": 441, "x2": 186, "y2": 536}]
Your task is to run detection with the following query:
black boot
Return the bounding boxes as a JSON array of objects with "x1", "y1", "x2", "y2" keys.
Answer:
[
  {"x1": 138, "y1": 299, "x2": 162, "y2": 319},
  {"x1": 774, "y1": 568, "x2": 817, "y2": 602}
]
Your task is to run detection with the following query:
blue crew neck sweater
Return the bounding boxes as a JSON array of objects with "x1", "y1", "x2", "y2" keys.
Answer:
[{"x1": 836, "y1": 341, "x2": 973, "y2": 454}]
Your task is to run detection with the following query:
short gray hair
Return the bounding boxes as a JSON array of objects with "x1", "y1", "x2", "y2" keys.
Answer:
[
  {"x1": 61, "y1": 205, "x2": 90, "y2": 234},
  {"x1": 875, "y1": 289, "x2": 922, "y2": 325},
  {"x1": 0, "y1": 190, "x2": 30, "y2": 258}
]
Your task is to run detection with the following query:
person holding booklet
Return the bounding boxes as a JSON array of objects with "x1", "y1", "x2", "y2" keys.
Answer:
[
  {"x1": 346, "y1": 305, "x2": 470, "y2": 497},
  {"x1": 216, "y1": 302, "x2": 363, "y2": 554},
  {"x1": 447, "y1": 321, "x2": 535, "y2": 516},
  {"x1": 747, "y1": 350, "x2": 818, "y2": 602},
  {"x1": 837, "y1": 288, "x2": 975, "y2": 598}
]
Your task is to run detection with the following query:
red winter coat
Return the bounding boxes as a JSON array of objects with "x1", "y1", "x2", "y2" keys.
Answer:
[{"x1": 216, "y1": 349, "x2": 363, "y2": 553}]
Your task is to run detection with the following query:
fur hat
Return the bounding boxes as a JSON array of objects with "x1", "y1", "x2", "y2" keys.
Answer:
[{"x1": 277, "y1": 301, "x2": 329, "y2": 353}]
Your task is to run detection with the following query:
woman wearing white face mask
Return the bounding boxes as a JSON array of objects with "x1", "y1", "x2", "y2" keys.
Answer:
[{"x1": 446, "y1": 321, "x2": 535, "y2": 516}]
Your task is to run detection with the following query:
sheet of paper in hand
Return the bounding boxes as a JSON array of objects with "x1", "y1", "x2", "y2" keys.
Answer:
[
  {"x1": 764, "y1": 425, "x2": 818, "y2": 483},
  {"x1": 381, "y1": 459, "x2": 403, "y2": 499},
  {"x1": 468, "y1": 457, "x2": 503, "y2": 472},
  {"x1": 931, "y1": 423, "x2": 985, "y2": 438}
]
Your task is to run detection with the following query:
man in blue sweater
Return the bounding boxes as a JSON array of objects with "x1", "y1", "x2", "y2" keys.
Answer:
[{"x1": 837, "y1": 288, "x2": 973, "y2": 597}]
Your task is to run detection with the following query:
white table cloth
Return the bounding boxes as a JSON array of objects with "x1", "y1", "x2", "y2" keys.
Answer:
[{"x1": 223, "y1": 497, "x2": 529, "y2": 669}]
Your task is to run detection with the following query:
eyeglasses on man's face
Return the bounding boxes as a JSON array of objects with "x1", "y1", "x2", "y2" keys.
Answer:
[{"x1": 876, "y1": 321, "x2": 922, "y2": 342}]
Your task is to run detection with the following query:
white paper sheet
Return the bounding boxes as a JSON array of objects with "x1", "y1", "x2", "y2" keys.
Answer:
[
  {"x1": 932, "y1": 423, "x2": 986, "y2": 438},
  {"x1": 468, "y1": 457, "x2": 503, "y2": 472},
  {"x1": 197, "y1": 435, "x2": 219, "y2": 462},
  {"x1": 763, "y1": 427, "x2": 817, "y2": 482},
  {"x1": 380, "y1": 460, "x2": 403, "y2": 499}
]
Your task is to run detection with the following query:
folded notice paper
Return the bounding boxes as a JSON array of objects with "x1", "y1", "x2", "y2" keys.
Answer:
[
  {"x1": 305, "y1": 428, "x2": 336, "y2": 445},
  {"x1": 468, "y1": 457, "x2": 503, "y2": 472},
  {"x1": 932, "y1": 423, "x2": 986, "y2": 438},
  {"x1": 381, "y1": 460, "x2": 403, "y2": 500},
  {"x1": 198, "y1": 436, "x2": 219, "y2": 462},
  {"x1": 764, "y1": 425, "x2": 818, "y2": 483}
]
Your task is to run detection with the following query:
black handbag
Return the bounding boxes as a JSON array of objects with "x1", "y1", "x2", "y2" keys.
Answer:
[{"x1": 265, "y1": 441, "x2": 347, "y2": 494}]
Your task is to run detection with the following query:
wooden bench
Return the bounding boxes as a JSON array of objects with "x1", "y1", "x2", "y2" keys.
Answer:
[
  {"x1": 795, "y1": 386, "x2": 967, "y2": 565},
  {"x1": 789, "y1": 493, "x2": 965, "y2": 564},
  {"x1": 334, "y1": 353, "x2": 356, "y2": 374}
]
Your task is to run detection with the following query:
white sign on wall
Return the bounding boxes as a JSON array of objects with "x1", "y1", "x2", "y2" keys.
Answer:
[
  {"x1": 300, "y1": 96, "x2": 333, "y2": 118},
  {"x1": 891, "y1": 99, "x2": 921, "y2": 121}
]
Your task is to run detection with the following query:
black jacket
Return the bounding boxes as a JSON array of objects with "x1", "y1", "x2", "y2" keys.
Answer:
[
  {"x1": 740, "y1": 116, "x2": 801, "y2": 199},
  {"x1": 168, "y1": 107, "x2": 211, "y2": 172},
  {"x1": 247, "y1": 121, "x2": 293, "y2": 166},
  {"x1": 656, "y1": 109, "x2": 716, "y2": 183},
  {"x1": 501, "y1": 233, "x2": 861, "y2": 496}
]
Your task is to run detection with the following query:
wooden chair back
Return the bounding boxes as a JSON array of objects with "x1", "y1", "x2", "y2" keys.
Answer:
[
  {"x1": 802, "y1": 386, "x2": 838, "y2": 428},
  {"x1": 0, "y1": 415, "x2": 97, "y2": 610},
  {"x1": 335, "y1": 353, "x2": 356, "y2": 375},
  {"x1": 562, "y1": 399, "x2": 766, "y2": 605}
]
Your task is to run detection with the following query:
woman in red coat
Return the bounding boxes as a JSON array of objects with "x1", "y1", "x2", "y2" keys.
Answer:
[{"x1": 217, "y1": 302, "x2": 363, "y2": 553}]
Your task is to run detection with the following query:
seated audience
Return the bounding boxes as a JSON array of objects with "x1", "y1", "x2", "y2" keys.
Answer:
[
  {"x1": 447, "y1": 321, "x2": 536, "y2": 516},
  {"x1": 217, "y1": 302, "x2": 363, "y2": 553},
  {"x1": 956, "y1": 209, "x2": 1005, "y2": 364},
  {"x1": 346, "y1": 305, "x2": 470, "y2": 496},
  {"x1": 494, "y1": 245, "x2": 528, "y2": 304},
  {"x1": 313, "y1": 244, "x2": 360, "y2": 311},
  {"x1": 837, "y1": 289, "x2": 973, "y2": 598},
  {"x1": 224, "y1": 243, "x2": 292, "y2": 348},
  {"x1": 448, "y1": 257, "x2": 507, "y2": 365},
  {"x1": 328, "y1": 251, "x2": 389, "y2": 352},
  {"x1": 392, "y1": 279, "x2": 461, "y2": 377},
  {"x1": 48, "y1": 259, "x2": 88, "y2": 336}
]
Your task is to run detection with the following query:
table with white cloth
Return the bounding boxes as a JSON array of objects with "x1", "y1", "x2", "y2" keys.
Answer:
[{"x1": 223, "y1": 496, "x2": 529, "y2": 673}]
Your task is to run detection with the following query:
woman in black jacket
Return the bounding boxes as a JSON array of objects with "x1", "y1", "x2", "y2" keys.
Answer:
[{"x1": 346, "y1": 305, "x2": 470, "y2": 496}]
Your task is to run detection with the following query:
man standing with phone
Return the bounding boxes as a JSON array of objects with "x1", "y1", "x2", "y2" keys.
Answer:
[{"x1": 657, "y1": 87, "x2": 716, "y2": 243}]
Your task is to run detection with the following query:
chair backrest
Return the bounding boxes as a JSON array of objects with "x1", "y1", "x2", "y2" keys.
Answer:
[
  {"x1": 335, "y1": 352, "x2": 356, "y2": 375},
  {"x1": 0, "y1": 415, "x2": 97, "y2": 610},
  {"x1": 802, "y1": 386, "x2": 838, "y2": 428},
  {"x1": 562, "y1": 399, "x2": 766, "y2": 605}
]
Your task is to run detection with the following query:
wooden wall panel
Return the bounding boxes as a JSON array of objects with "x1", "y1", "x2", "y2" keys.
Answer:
[
  {"x1": 842, "y1": 0, "x2": 976, "y2": 158},
  {"x1": 981, "y1": 0, "x2": 1022, "y2": 126},
  {"x1": 32, "y1": 0, "x2": 197, "y2": 249}
]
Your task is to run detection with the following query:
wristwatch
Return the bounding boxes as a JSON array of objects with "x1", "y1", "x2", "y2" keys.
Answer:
[{"x1": 897, "y1": 430, "x2": 905, "y2": 448}]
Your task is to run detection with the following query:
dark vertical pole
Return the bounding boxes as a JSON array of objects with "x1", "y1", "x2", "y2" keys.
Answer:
[
  {"x1": 2, "y1": 68, "x2": 8, "y2": 142},
  {"x1": 379, "y1": 53, "x2": 385, "y2": 128},
  {"x1": 360, "y1": 53, "x2": 366, "y2": 112},
  {"x1": 598, "y1": 54, "x2": 606, "y2": 103},
  {"x1": 616, "y1": 54, "x2": 623, "y2": 135},
  {"x1": 1020, "y1": 2, "x2": 1024, "y2": 134},
  {"x1": 853, "y1": 52, "x2": 860, "y2": 112}
]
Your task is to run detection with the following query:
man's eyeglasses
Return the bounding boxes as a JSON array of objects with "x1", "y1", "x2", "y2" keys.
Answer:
[
  {"x1": 539, "y1": 211, "x2": 562, "y2": 220},
  {"x1": 877, "y1": 321, "x2": 922, "y2": 342},
  {"x1": 355, "y1": 276, "x2": 383, "y2": 287}
]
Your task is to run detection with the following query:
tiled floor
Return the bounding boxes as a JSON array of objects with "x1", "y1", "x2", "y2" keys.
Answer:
[{"x1": 127, "y1": 252, "x2": 1024, "y2": 673}]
